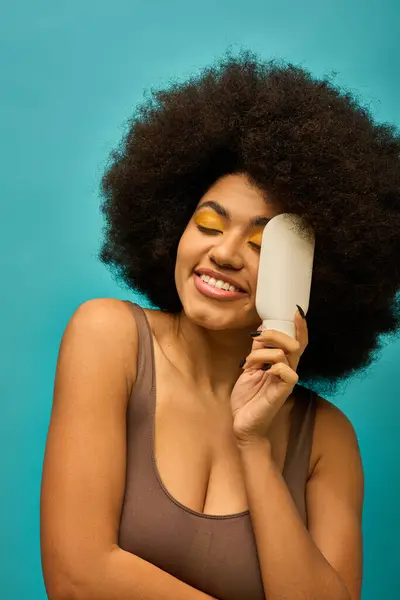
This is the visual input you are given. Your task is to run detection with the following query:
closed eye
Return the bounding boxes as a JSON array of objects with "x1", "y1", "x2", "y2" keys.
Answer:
[
  {"x1": 197, "y1": 225, "x2": 261, "y2": 251},
  {"x1": 248, "y1": 241, "x2": 261, "y2": 251},
  {"x1": 196, "y1": 225, "x2": 222, "y2": 234}
]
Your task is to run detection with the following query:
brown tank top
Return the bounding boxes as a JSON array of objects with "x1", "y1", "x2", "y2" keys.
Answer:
[{"x1": 118, "y1": 301, "x2": 317, "y2": 600}]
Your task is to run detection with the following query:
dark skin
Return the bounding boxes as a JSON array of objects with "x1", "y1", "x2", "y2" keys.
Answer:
[
  {"x1": 173, "y1": 172, "x2": 363, "y2": 599},
  {"x1": 40, "y1": 173, "x2": 363, "y2": 600}
]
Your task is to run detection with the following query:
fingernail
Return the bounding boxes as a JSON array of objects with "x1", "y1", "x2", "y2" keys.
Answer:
[
  {"x1": 239, "y1": 359, "x2": 246, "y2": 368},
  {"x1": 262, "y1": 363, "x2": 271, "y2": 371},
  {"x1": 250, "y1": 331, "x2": 262, "y2": 337},
  {"x1": 296, "y1": 304, "x2": 306, "y2": 319}
]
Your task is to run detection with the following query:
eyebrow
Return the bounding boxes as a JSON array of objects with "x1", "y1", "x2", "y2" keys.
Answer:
[{"x1": 196, "y1": 200, "x2": 271, "y2": 228}]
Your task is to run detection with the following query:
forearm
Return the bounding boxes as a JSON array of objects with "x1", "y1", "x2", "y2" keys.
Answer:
[
  {"x1": 239, "y1": 440, "x2": 350, "y2": 600},
  {"x1": 74, "y1": 546, "x2": 218, "y2": 600}
]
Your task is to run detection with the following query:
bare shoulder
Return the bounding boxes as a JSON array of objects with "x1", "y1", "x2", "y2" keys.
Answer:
[
  {"x1": 63, "y1": 298, "x2": 139, "y2": 388},
  {"x1": 68, "y1": 297, "x2": 137, "y2": 338},
  {"x1": 313, "y1": 395, "x2": 362, "y2": 457},
  {"x1": 310, "y1": 395, "x2": 364, "y2": 496}
]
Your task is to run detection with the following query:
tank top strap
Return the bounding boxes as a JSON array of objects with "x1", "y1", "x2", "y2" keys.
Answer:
[
  {"x1": 123, "y1": 301, "x2": 155, "y2": 396},
  {"x1": 282, "y1": 385, "x2": 317, "y2": 523},
  {"x1": 284, "y1": 385, "x2": 317, "y2": 473}
]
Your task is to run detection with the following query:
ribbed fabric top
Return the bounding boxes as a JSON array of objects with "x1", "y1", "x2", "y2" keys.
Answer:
[{"x1": 118, "y1": 301, "x2": 317, "y2": 600}]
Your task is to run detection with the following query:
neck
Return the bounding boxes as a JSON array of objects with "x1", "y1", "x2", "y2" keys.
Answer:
[{"x1": 167, "y1": 310, "x2": 255, "y2": 399}]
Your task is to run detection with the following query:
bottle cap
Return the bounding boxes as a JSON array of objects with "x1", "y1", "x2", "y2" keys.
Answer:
[{"x1": 262, "y1": 319, "x2": 296, "y2": 339}]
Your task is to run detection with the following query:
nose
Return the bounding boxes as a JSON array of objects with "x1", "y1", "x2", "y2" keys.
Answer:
[{"x1": 209, "y1": 236, "x2": 244, "y2": 271}]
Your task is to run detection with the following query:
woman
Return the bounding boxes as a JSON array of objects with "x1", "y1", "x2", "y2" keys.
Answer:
[{"x1": 40, "y1": 52, "x2": 400, "y2": 600}]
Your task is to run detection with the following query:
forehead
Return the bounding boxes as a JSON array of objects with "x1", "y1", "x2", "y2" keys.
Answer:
[{"x1": 197, "y1": 173, "x2": 277, "y2": 218}]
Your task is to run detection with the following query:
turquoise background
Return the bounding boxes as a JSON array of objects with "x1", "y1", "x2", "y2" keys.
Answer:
[{"x1": 1, "y1": 1, "x2": 399, "y2": 598}]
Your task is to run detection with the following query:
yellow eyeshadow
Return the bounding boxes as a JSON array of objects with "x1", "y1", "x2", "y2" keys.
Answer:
[
  {"x1": 194, "y1": 212, "x2": 224, "y2": 229},
  {"x1": 248, "y1": 231, "x2": 263, "y2": 246},
  {"x1": 195, "y1": 212, "x2": 264, "y2": 246}
]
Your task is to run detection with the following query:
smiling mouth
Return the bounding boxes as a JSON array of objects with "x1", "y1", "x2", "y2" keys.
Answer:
[{"x1": 194, "y1": 271, "x2": 246, "y2": 294}]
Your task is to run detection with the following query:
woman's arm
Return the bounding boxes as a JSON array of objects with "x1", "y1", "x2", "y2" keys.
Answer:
[
  {"x1": 40, "y1": 299, "x2": 217, "y2": 600},
  {"x1": 238, "y1": 398, "x2": 364, "y2": 600}
]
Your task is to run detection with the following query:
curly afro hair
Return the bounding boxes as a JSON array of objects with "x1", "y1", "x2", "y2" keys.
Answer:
[{"x1": 99, "y1": 50, "x2": 400, "y2": 396}]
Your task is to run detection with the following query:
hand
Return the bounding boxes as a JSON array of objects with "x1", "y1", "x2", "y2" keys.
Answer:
[{"x1": 230, "y1": 308, "x2": 308, "y2": 447}]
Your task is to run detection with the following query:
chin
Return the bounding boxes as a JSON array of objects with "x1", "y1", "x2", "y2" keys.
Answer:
[{"x1": 183, "y1": 297, "x2": 257, "y2": 332}]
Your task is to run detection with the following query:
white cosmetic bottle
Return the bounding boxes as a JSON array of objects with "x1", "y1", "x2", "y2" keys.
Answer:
[{"x1": 255, "y1": 214, "x2": 315, "y2": 339}]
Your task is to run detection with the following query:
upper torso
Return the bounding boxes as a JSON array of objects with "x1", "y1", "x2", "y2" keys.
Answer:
[{"x1": 118, "y1": 301, "x2": 319, "y2": 600}]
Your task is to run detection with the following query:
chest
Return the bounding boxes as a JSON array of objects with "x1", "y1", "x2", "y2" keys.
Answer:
[{"x1": 153, "y1": 356, "x2": 294, "y2": 516}]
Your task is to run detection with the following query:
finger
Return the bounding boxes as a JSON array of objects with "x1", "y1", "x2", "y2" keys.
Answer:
[
  {"x1": 294, "y1": 308, "x2": 308, "y2": 349},
  {"x1": 243, "y1": 348, "x2": 290, "y2": 370},
  {"x1": 251, "y1": 328, "x2": 301, "y2": 354},
  {"x1": 267, "y1": 362, "x2": 299, "y2": 386}
]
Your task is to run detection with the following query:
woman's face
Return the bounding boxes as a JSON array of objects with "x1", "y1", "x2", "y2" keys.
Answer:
[{"x1": 175, "y1": 173, "x2": 281, "y2": 331}]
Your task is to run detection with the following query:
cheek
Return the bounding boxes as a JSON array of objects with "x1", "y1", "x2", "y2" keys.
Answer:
[
  {"x1": 176, "y1": 226, "x2": 204, "y2": 264},
  {"x1": 176, "y1": 230, "x2": 191, "y2": 264},
  {"x1": 174, "y1": 238, "x2": 186, "y2": 282},
  {"x1": 175, "y1": 230, "x2": 197, "y2": 281},
  {"x1": 249, "y1": 261, "x2": 260, "y2": 291}
]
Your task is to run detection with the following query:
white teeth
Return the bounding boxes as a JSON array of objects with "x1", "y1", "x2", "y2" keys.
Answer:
[{"x1": 199, "y1": 274, "x2": 240, "y2": 293}]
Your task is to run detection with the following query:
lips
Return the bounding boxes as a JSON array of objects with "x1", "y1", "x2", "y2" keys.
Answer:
[{"x1": 195, "y1": 268, "x2": 246, "y2": 293}]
